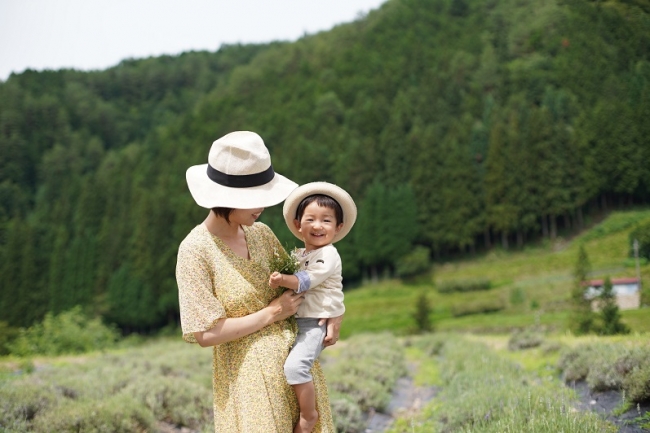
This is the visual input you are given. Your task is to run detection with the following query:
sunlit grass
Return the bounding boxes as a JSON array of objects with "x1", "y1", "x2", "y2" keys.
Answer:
[
  {"x1": 388, "y1": 334, "x2": 618, "y2": 433},
  {"x1": 404, "y1": 344, "x2": 442, "y2": 387},
  {"x1": 344, "y1": 210, "x2": 650, "y2": 336}
]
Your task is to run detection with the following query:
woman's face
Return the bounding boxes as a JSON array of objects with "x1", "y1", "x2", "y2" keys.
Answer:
[{"x1": 229, "y1": 208, "x2": 265, "y2": 226}]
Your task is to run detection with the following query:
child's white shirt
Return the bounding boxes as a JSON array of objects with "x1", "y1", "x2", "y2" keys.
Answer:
[{"x1": 294, "y1": 244, "x2": 345, "y2": 318}]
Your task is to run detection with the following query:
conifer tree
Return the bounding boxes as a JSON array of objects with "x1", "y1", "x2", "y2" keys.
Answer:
[
  {"x1": 570, "y1": 243, "x2": 594, "y2": 334},
  {"x1": 413, "y1": 291, "x2": 433, "y2": 333},
  {"x1": 598, "y1": 276, "x2": 630, "y2": 335}
]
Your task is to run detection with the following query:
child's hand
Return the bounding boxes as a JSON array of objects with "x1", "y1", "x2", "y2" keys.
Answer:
[{"x1": 269, "y1": 271, "x2": 283, "y2": 289}]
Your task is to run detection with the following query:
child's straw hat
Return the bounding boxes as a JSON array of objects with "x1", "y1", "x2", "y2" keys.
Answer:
[{"x1": 283, "y1": 182, "x2": 357, "y2": 243}]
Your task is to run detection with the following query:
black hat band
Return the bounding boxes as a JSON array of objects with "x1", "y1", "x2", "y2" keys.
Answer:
[{"x1": 207, "y1": 164, "x2": 275, "y2": 188}]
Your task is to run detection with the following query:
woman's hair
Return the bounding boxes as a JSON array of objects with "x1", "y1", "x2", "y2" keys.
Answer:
[
  {"x1": 295, "y1": 195, "x2": 343, "y2": 225},
  {"x1": 211, "y1": 207, "x2": 234, "y2": 223}
]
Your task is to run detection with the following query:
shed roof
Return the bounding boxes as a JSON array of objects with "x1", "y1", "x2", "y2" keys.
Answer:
[{"x1": 584, "y1": 277, "x2": 639, "y2": 287}]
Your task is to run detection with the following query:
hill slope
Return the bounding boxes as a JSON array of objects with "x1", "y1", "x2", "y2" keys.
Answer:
[
  {"x1": 0, "y1": 0, "x2": 649, "y2": 329},
  {"x1": 342, "y1": 209, "x2": 650, "y2": 337}
]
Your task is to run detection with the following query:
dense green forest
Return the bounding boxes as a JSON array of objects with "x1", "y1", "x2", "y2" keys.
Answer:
[{"x1": 0, "y1": 0, "x2": 649, "y2": 331}]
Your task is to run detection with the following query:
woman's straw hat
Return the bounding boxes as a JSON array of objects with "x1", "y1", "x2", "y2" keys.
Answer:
[
  {"x1": 186, "y1": 131, "x2": 297, "y2": 209},
  {"x1": 283, "y1": 182, "x2": 357, "y2": 243}
]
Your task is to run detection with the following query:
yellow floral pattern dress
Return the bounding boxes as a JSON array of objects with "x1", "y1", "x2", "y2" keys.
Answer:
[{"x1": 176, "y1": 222, "x2": 334, "y2": 433}]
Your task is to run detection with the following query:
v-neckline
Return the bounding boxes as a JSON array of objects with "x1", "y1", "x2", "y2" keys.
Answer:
[{"x1": 204, "y1": 223, "x2": 252, "y2": 262}]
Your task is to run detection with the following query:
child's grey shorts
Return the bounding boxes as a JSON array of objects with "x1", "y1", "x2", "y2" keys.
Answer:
[{"x1": 284, "y1": 318, "x2": 326, "y2": 385}]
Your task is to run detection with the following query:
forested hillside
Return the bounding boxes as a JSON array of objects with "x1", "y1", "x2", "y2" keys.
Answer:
[{"x1": 1, "y1": 0, "x2": 648, "y2": 330}]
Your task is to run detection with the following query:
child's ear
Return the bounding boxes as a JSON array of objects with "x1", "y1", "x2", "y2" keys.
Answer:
[
  {"x1": 335, "y1": 223, "x2": 344, "y2": 233},
  {"x1": 293, "y1": 219, "x2": 301, "y2": 230}
]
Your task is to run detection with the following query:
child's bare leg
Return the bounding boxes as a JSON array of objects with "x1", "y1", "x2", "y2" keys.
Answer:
[{"x1": 293, "y1": 381, "x2": 318, "y2": 433}]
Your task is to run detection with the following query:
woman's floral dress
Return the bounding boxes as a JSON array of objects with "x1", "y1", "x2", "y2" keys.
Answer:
[{"x1": 176, "y1": 222, "x2": 334, "y2": 432}]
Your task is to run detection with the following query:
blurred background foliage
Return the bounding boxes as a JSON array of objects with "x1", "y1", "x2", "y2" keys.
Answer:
[{"x1": 0, "y1": 0, "x2": 649, "y2": 332}]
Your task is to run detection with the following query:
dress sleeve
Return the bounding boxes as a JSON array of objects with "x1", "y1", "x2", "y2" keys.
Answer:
[{"x1": 176, "y1": 240, "x2": 226, "y2": 343}]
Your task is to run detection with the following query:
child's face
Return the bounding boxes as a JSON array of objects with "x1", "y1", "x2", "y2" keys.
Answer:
[{"x1": 294, "y1": 202, "x2": 343, "y2": 251}]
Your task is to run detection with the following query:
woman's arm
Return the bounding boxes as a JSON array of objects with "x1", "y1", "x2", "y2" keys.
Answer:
[{"x1": 193, "y1": 290, "x2": 304, "y2": 347}]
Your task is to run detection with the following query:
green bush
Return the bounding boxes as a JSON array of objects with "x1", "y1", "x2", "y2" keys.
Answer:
[
  {"x1": 412, "y1": 291, "x2": 433, "y2": 333},
  {"x1": 438, "y1": 278, "x2": 492, "y2": 293},
  {"x1": 507, "y1": 328, "x2": 544, "y2": 351},
  {"x1": 328, "y1": 373, "x2": 392, "y2": 412},
  {"x1": 588, "y1": 346, "x2": 649, "y2": 392},
  {"x1": 623, "y1": 363, "x2": 650, "y2": 402},
  {"x1": 540, "y1": 340, "x2": 564, "y2": 355},
  {"x1": 329, "y1": 392, "x2": 365, "y2": 433},
  {"x1": 121, "y1": 375, "x2": 213, "y2": 428},
  {"x1": 324, "y1": 333, "x2": 406, "y2": 416},
  {"x1": 8, "y1": 307, "x2": 120, "y2": 357},
  {"x1": 558, "y1": 342, "x2": 650, "y2": 403},
  {"x1": 396, "y1": 246, "x2": 431, "y2": 279},
  {"x1": 30, "y1": 394, "x2": 154, "y2": 433},
  {"x1": 557, "y1": 344, "x2": 602, "y2": 382},
  {"x1": 0, "y1": 321, "x2": 19, "y2": 355},
  {"x1": 450, "y1": 297, "x2": 505, "y2": 317},
  {"x1": 586, "y1": 348, "x2": 631, "y2": 392},
  {"x1": 0, "y1": 381, "x2": 59, "y2": 431}
]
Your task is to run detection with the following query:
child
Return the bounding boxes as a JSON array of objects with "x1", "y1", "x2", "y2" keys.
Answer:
[{"x1": 269, "y1": 181, "x2": 356, "y2": 433}]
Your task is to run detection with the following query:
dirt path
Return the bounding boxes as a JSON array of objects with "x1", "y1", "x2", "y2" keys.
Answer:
[{"x1": 364, "y1": 364, "x2": 438, "y2": 433}]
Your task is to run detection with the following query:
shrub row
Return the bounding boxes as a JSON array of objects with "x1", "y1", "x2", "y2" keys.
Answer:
[
  {"x1": 558, "y1": 342, "x2": 650, "y2": 403},
  {"x1": 507, "y1": 328, "x2": 545, "y2": 351},
  {"x1": 323, "y1": 333, "x2": 407, "y2": 433},
  {"x1": 392, "y1": 334, "x2": 616, "y2": 432},
  {"x1": 0, "y1": 329, "x2": 406, "y2": 433},
  {"x1": 4, "y1": 307, "x2": 120, "y2": 357},
  {"x1": 437, "y1": 278, "x2": 492, "y2": 294},
  {"x1": 0, "y1": 339, "x2": 214, "y2": 432},
  {"x1": 395, "y1": 246, "x2": 431, "y2": 279},
  {"x1": 450, "y1": 297, "x2": 505, "y2": 317}
]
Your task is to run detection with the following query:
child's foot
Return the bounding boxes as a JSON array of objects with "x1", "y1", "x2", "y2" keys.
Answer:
[{"x1": 294, "y1": 410, "x2": 318, "y2": 433}]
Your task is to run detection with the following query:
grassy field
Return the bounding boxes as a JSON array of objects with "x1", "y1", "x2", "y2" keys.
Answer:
[
  {"x1": 389, "y1": 333, "x2": 648, "y2": 433},
  {"x1": 4, "y1": 332, "x2": 648, "y2": 432},
  {"x1": 343, "y1": 209, "x2": 650, "y2": 337},
  {"x1": 2, "y1": 210, "x2": 649, "y2": 432}
]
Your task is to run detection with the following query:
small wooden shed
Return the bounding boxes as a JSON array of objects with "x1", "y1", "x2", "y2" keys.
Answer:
[{"x1": 584, "y1": 277, "x2": 641, "y2": 310}]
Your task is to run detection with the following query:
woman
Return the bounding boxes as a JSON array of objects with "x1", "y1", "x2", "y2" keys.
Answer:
[{"x1": 176, "y1": 131, "x2": 339, "y2": 432}]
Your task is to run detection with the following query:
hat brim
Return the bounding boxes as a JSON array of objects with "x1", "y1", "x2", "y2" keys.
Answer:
[
  {"x1": 186, "y1": 164, "x2": 298, "y2": 209},
  {"x1": 283, "y1": 182, "x2": 357, "y2": 243}
]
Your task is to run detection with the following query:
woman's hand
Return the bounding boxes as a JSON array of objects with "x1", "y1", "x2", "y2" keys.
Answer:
[
  {"x1": 319, "y1": 314, "x2": 343, "y2": 348},
  {"x1": 193, "y1": 290, "x2": 304, "y2": 347},
  {"x1": 268, "y1": 290, "x2": 304, "y2": 322}
]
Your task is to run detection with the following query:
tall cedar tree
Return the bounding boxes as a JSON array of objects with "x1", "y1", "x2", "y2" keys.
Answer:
[
  {"x1": 598, "y1": 276, "x2": 630, "y2": 335},
  {"x1": 570, "y1": 243, "x2": 594, "y2": 334},
  {"x1": 413, "y1": 291, "x2": 434, "y2": 333}
]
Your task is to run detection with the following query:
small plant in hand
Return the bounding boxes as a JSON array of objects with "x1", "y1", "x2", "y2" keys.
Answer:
[{"x1": 269, "y1": 246, "x2": 300, "y2": 288}]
